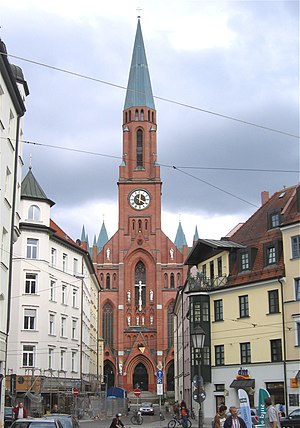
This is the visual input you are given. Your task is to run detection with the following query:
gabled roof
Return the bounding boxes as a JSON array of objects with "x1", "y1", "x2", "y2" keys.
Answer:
[
  {"x1": 174, "y1": 221, "x2": 187, "y2": 250},
  {"x1": 21, "y1": 167, "x2": 55, "y2": 206},
  {"x1": 124, "y1": 19, "x2": 155, "y2": 110}
]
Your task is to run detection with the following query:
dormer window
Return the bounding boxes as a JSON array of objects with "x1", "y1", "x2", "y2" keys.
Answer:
[
  {"x1": 28, "y1": 205, "x2": 40, "y2": 221},
  {"x1": 238, "y1": 248, "x2": 257, "y2": 273},
  {"x1": 240, "y1": 252, "x2": 250, "y2": 271},
  {"x1": 264, "y1": 241, "x2": 280, "y2": 266},
  {"x1": 268, "y1": 210, "x2": 281, "y2": 229}
]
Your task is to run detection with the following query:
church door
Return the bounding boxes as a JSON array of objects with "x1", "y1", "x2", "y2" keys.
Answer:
[{"x1": 133, "y1": 362, "x2": 148, "y2": 391}]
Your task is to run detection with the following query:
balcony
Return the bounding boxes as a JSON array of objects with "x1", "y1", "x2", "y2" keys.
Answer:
[{"x1": 188, "y1": 273, "x2": 228, "y2": 290}]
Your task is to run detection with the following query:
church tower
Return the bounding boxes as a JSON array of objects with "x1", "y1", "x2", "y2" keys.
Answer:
[{"x1": 95, "y1": 18, "x2": 188, "y2": 397}]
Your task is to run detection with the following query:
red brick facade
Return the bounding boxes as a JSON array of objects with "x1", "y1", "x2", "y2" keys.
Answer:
[{"x1": 93, "y1": 103, "x2": 188, "y2": 393}]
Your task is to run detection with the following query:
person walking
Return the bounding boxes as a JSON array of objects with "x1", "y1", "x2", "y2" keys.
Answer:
[
  {"x1": 109, "y1": 413, "x2": 125, "y2": 428},
  {"x1": 214, "y1": 405, "x2": 228, "y2": 428},
  {"x1": 173, "y1": 401, "x2": 180, "y2": 419},
  {"x1": 264, "y1": 398, "x2": 281, "y2": 428},
  {"x1": 180, "y1": 400, "x2": 189, "y2": 428},
  {"x1": 13, "y1": 402, "x2": 28, "y2": 420},
  {"x1": 51, "y1": 404, "x2": 59, "y2": 413},
  {"x1": 224, "y1": 406, "x2": 247, "y2": 428}
]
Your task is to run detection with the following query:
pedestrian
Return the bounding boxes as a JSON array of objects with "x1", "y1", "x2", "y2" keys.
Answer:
[
  {"x1": 13, "y1": 402, "x2": 28, "y2": 420},
  {"x1": 224, "y1": 406, "x2": 247, "y2": 428},
  {"x1": 51, "y1": 404, "x2": 59, "y2": 413},
  {"x1": 165, "y1": 400, "x2": 170, "y2": 413},
  {"x1": 264, "y1": 397, "x2": 281, "y2": 428},
  {"x1": 173, "y1": 401, "x2": 180, "y2": 419},
  {"x1": 214, "y1": 405, "x2": 228, "y2": 428},
  {"x1": 180, "y1": 400, "x2": 189, "y2": 428},
  {"x1": 109, "y1": 413, "x2": 125, "y2": 428}
]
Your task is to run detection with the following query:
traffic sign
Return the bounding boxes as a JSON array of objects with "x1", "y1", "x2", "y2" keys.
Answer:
[
  {"x1": 157, "y1": 383, "x2": 163, "y2": 396},
  {"x1": 193, "y1": 388, "x2": 206, "y2": 403},
  {"x1": 134, "y1": 388, "x2": 141, "y2": 397},
  {"x1": 156, "y1": 378, "x2": 163, "y2": 384},
  {"x1": 156, "y1": 370, "x2": 163, "y2": 378},
  {"x1": 73, "y1": 387, "x2": 79, "y2": 397}
]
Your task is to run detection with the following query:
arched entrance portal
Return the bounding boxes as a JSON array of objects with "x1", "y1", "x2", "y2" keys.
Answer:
[
  {"x1": 167, "y1": 361, "x2": 174, "y2": 392},
  {"x1": 104, "y1": 362, "x2": 115, "y2": 389},
  {"x1": 133, "y1": 362, "x2": 148, "y2": 391}
]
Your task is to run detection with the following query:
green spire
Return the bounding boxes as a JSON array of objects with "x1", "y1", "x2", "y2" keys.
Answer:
[
  {"x1": 124, "y1": 19, "x2": 155, "y2": 110},
  {"x1": 21, "y1": 167, "x2": 54, "y2": 206},
  {"x1": 97, "y1": 220, "x2": 109, "y2": 251},
  {"x1": 193, "y1": 226, "x2": 199, "y2": 242},
  {"x1": 80, "y1": 225, "x2": 87, "y2": 242},
  {"x1": 174, "y1": 221, "x2": 187, "y2": 251}
]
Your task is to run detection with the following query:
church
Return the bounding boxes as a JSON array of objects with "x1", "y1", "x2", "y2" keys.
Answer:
[{"x1": 83, "y1": 19, "x2": 190, "y2": 396}]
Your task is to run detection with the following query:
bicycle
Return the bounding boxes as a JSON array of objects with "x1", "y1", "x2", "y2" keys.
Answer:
[
  {"x1": 167, "y1": 414, "x2": 192, "y2": 428},
  {"x1": 131, "y1": 410, "x2": 143, "y2": 425}
]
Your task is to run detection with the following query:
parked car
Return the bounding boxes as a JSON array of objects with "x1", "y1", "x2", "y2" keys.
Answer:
[
  {"x1": 11, "y1": 418, "x2": 63, "y2": 428},
  {"x1": 280, "y1": 408, "x2": 300, "y2": 428},
  {"x1": 4, "y1": 407, "x2": 13, "y2": 428},
  {"x1": 139, "y1": 403, "x2": 154, "y2": 415},
  {"x1": 43, "y1": 414, "x2": 79, "y2": 428}
]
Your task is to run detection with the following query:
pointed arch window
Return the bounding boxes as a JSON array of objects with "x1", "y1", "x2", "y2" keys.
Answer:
[
  {"x1": 106, "y1": 274, "x2": 111, "y2": 289},
  {"x1": 135, "y1": 261, "x2": 146, "y2": 306},
  {"x1": 140, "y1": 109, "x2": 144, "y2": 121},
  {"x1": 135, "y1": 109, "x2": 139, "y2": 121},
  {"x1": 136, "y1": 129, "x2": 143, "y2": 168},
  {"x1": 164, "y1": 273, "x2": 168, "y2": 288},
  {"x1": 177, "y1": 273, "x2": 181, "y2": 286},
  {"x1": 170, "y1": 273, "x2": 175, "y2": 289},
  {"x1": 102, "y1": 302, "x2": 113, "y2": 348},
  {"x1": 129, "y1": 110, "x2": 131, "y2": 121},
  {"x1": 148, "y1": 111, "x2": 150, "y2": 121},
  {"x1": 168, "y1": 301, "x2": 175, "y2": 348}
]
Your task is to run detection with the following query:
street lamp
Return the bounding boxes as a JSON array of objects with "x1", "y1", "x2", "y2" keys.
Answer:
[{"x1": 191, "y1": 325, "x2": 206, "y2": 428}]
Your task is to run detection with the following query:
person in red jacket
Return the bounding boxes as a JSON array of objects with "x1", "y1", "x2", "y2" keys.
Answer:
[{"x1": 13, "y1": 402, "x2": 28, "y2": 420}]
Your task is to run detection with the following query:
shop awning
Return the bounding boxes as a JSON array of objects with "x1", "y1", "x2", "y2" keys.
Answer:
[{"x1": 230, "y1": 379, "x2": 255, "y2": 388}]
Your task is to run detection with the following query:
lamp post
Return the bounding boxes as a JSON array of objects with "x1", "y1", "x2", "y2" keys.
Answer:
[{"x1": 191, "y1": 325, "x2": 206, "y2": 428}]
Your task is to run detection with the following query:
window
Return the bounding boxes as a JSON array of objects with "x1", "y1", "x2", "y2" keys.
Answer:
[
  {"x1": 51, "y1": 248, "x2": 56, "y2": 266},
  {"x1": 217, "y1": 257, "x2": 222, "y2": 277},
  {"x1": 170, "y1": 273, "x2": 175, "y2": 289},
  {"x1": 210, "y1": 261, "x2": 214, "y2": 281},
  {"x1": 202, "y1": 301, "x2": 209, "y2": 321},
  {"x1": 268, "y1": 290, "x2": 279, "y2": 314},
  {"x1": 136, "y1": 129, "x2": 143, "y2": 167},
  {"x1": 270, "y1": 339, "x2": 282, "y2": 362},
  {"x1": 22, "y1": 345, "x2": 35, "y2": 367},
  {"x1": 62, "y1": 284, "x2": 67, "y2": 304},
  {"x1": 60, "y1": 349, "x2": 66, "y2": 370},
  {"x1": 48, "y1": 348, "x2": 54, "y2": 369},
  {"x1": 239, "y1": 295, "x2": 249, "y2": 318},
  {"x1": 214, "y1": 299, "x2": 223, "y2": 321},
  {"x1": 296, "y1": 321, "x2": 300, "y2": 346},
  {"x1": 28, "y1": 205, "x2": 40, "y2": 221},
  {"x1": 215, "y1": 345, "x2": 224, "y2": 366},
  {"x1": 24, "y1": 308, "x2": 36, "y2": 330},
  {"x1": 1, "y1": 227, "x2": 9, "y2": 267},
  {"x1": 73, "y1": 258, "x2": 78, "y2": 275},
  {"x1": 264, "y1": 242, "x2": 278, "y2": 266},
  {"x1": 103, "y1": 302, "x2": 113, "y2": 348},
  {"x1": 203, "y1": 346, "x2": 210, "y2": 366},
  {"x1": 291, "y1": 235, "x2": 300, "y2": 258},
  {"x1": 27, "y1": 238, "x2": 38, "y2": 259},
  {"x1": 49, "y1": 314, "x2": 55, "y2": 335},
  {"x1": 240, "y1": 252, "x2": 250, "y2": 271},
  {"x1": 50, "y1": 280, "x2": 56, "y2": 301},
  {"x1": 240, "y1": 342, "x2": 251, "y2": 364},
  {"x1": 61, "y1": 316, "x2": 67, "y2": 337},
  {"x1": 72, "y1": 288, "x2": 78, "y2": 308},
  {"x1": 269, "y1": 212, "x2": 281, "y2": 228},
  {"x1": 106, "y1": 274, "x2": 110, "y2": 289},
  {"x1": 62, "y1": 254, "x2": 68, "y2": 272},
  {"x1": 71, "y1": 351, "x2": 77, "y2": 372},
  {"x1": 25, "y1": 273, "x2": 37, "y2": 294},
  {"x1": 72, "y1": 319, "x2": 78, "y2": 340},
  {"x1": 193, "y1": 302, "x2": 201, "y2": 322},
  {"x1": 295, "y1": 279, "x2": 300, "y2": 301}
]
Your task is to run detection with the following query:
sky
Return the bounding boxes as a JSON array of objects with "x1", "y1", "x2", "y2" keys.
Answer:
[{"x1": 1, "y1": 0, "x2": 299, "y2": 246}]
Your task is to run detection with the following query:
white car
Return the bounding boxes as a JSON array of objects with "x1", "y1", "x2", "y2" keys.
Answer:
[{"x1": 139, "y1": 403, "x2": 154, "y2": 415}]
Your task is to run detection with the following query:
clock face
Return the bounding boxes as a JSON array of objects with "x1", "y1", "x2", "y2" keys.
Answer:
[{"x1": 129, "y1": 189, "x2": 151, "y2": 210}]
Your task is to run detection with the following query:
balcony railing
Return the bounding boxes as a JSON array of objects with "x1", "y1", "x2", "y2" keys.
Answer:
[{"x1": 188, "y1": 273, "x2": 228, "y2": 290}]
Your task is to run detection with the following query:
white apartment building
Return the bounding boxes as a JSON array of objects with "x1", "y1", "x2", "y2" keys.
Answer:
[
  {"x1": 7, "y1": 167, "x2": 101, "y2": 414},
  {"x1": 0, "y1": 39, "x2": 29, "y2": 427}
]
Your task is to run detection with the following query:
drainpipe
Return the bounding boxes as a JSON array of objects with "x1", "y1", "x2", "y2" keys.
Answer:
[
  {"x1": 174, "y1": 313, "x2": 179, "y2": 401},
  {"x1": 278, "y1": 277, "x2": 288, "y2": 415},
  {"x1": 181, "y1": 289, "x2": 185, "y2": 402}
]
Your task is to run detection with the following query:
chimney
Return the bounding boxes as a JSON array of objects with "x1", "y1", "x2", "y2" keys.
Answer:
[{"x1": 261, "y1": 191, "x2": 269, "y2": 205}]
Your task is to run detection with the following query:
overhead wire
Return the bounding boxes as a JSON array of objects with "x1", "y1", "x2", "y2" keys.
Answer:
[{"x1": 2, "y1": 51, "x2": 299, "y2": 140}]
